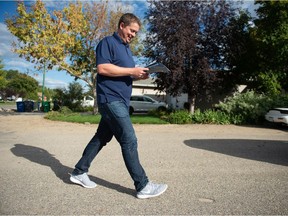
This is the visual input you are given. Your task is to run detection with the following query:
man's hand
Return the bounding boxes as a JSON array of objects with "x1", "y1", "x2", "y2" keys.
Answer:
[
  {"x1": 98, "y1": 64, "x2": 149, "y2": 79},
  {"x1": 132, "y1": 67, "x2": 149, "y2": 80},
  {"x1": 140, "y1": 73, "x2": 149, "y2": 80}
]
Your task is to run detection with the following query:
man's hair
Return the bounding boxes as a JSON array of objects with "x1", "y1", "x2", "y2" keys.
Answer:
[{"x1": 118, "y1": 13, "x2": 141, "y2": 28}]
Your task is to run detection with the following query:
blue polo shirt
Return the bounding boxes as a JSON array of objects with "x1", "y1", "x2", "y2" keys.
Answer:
[{"x1": 96, "y1": 32, "x2": 135, "y2": 106}]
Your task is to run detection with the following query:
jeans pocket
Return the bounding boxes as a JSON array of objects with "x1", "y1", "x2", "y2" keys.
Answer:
[{"x1": 107, "y1": 100, "x2": 129, "y2": 118}]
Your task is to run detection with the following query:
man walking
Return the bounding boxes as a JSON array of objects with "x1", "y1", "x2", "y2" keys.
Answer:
[{"x1": 70, "y1": 13, "x2": 167, "y2": 199}]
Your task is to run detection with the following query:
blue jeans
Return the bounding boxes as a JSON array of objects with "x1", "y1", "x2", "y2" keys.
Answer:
[{"x1": 72, "y1": 100, "x2": 148, "y2": 192}]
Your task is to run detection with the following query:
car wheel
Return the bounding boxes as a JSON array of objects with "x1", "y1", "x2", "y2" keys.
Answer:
[
  {"x1": 157, "y1": 106, "x2": 166, "y2": 112},
  {"x1": 129, "y1": 106, "x2": 134, "y2": 115}
]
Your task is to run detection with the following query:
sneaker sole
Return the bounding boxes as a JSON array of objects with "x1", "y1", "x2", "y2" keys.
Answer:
[
  {"x1": 69, "y1": 176, "x2": 97, "y2": 189},
  {"x1": 137, "y1": 185, "x2": 168, "y2": 199}
]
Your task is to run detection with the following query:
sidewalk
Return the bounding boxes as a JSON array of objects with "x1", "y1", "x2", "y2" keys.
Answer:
[{"x1": 0, "y1": 114, "x2": 287, "y2": 215}]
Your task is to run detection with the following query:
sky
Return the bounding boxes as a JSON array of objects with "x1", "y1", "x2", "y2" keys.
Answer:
[
  {"x1": 0, "y1": 0, "x2": 258, "y2": 90},
  {"x1": 0, "y1": 0, "x2": 148, "y2": 90}
]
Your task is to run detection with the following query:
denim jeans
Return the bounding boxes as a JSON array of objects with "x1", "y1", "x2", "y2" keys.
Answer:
[{"x1": 72, "y1": 100, "x2": 148, "y2": 191}]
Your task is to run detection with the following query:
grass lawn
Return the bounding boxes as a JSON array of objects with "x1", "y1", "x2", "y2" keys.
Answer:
[
  {"x1": 45, "y1": 112, "x2": 168, "y2": 124},
  {"x1": 0, "y1": 101, "x2": 16, "y2": 105}
]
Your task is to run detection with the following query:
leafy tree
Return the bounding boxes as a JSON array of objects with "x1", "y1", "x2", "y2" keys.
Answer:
[
  {"x1": 51, "y1": 87, "x2": 65, "y2": 111},
  {"x1": 53, "y1": 82, "x2": 84, "y2": 111},
  {"x1": 253, "y1": 1, "x2": 288, "y2": 94},
  {"x1": 6, "y1": 0, "x2": 133, "y2": 113},
  {"x1": 5, "y1": 70, "x2": 39, "y2": 99},
  {"x1": 39, "y1": 86, "x2": 54, "y2": 102},
  {"x1": 66, "y1": 81, "x2": 84, "y2": 103},
  {"x1": 144, "y1": 1, "x2": 246, "y2": 113},
  {"x1": 223, "y1": 11, "x2": 258, "y2": 88},
  {"x1": 0, "y1": 59, "x2": 8, "y2": 96}
]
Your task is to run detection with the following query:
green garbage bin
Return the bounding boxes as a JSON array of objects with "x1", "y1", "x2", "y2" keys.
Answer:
[{"x1": 43, "y1": 101, "x2": 50, "y2": 112}]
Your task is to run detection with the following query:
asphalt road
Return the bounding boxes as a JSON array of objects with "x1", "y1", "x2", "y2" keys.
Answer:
[{"x1": 0, "y1": 113, "x2": 287, "y2": 215}]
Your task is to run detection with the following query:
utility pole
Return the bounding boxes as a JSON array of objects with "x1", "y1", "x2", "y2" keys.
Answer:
[{"x1": 41, "y1": 62, "x2": 46, "y2": 107}]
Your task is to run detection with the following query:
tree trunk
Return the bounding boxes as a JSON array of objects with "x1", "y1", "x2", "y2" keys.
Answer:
[
  {"x1": 92, "y1": 86, "x2": 98, "y2": 115},
  {"x1": 188, "y1": 94, "x2": 196, "y2": 114}
]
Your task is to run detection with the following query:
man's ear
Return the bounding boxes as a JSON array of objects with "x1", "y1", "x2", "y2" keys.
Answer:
[{"x1": 119, "y1": 22, "x2": 125, "y2": 29}]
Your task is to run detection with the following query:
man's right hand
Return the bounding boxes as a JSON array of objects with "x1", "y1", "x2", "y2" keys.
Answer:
[{"x1": 132, "y1": 67, "x2": 149, "y2": 79}]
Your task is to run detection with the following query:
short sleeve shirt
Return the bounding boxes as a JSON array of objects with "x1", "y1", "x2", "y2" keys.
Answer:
[{"x1": 96, "y1": 32, "x2": 135, "y2": 106}]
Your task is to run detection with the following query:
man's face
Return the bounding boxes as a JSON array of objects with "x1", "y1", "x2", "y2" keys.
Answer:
[{"x1": 118, "y1": 22, "x2": 140, "y2": 44}]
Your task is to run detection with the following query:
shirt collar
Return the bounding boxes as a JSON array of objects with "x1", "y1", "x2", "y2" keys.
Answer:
[{"x1": 113, "y1": 32, "x2": 128, "y2": 46}]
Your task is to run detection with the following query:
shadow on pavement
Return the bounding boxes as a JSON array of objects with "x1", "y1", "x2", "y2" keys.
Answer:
[
  {"x1": 184, "y1": 139, "x2": 288, "y2": 166},
  {"x1": 10, "y1": 144, "x2": 135, "y2": 196}
]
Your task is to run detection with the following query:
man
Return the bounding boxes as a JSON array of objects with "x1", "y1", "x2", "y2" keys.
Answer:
[{"x1": 70, "y1": 13, "x2": 168, "y2": 199}]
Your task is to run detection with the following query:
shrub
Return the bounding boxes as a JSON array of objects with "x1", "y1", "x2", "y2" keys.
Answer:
[
  {"x1": 192, "y1": 109, "x2": 231, "y2": 124},
  {"x1": 59, "y1": 106, "x2": 73, "y2": 115},
  {"x1": 215, "y1": 90, "x2": 288, "y2": 125},
  {"x1": 44, "y1": 111, "x2": 61, "y2": 119},
  {"x1": 45, "y1": 106, "x2": 74, "y2": 120},
  {"x1": 167, "y1": 110, "x2": 192, "y2": 124},
  {"x1": 148, "y1": 108, "x2": 171, "y2": 121}
]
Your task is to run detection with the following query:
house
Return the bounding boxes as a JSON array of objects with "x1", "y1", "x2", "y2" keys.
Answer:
[
  {"x1": 132, "y1": 78, "x2": 247, "y2": 111},
  {"x1": 132, "y1": 77, "x2": 166, "y2": 102},
  {"x1": 132, "y1": 78, "x2": 188, "y2": 109}
]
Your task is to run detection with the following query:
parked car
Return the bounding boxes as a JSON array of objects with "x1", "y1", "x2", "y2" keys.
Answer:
[
  {"x1": 6, "y1": 96, "x2": 14, "y2": 101},
  {"x1": 129, "y1": 95, "x2": 167, "y2": 115},
  {"x1": 265, "y1": 108, "x2": 288, "y2": 125},
  {"x1": 81, "y1": 96, "x2": 94, "y2": 107}
]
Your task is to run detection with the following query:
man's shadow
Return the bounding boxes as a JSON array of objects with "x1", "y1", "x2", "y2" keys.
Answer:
[
  {"x1": 11, "y1": 144, "x2": 135, "y2": 196},
  {"x1": 184, "y1": 139, "x2": 288, "y2": 166}
]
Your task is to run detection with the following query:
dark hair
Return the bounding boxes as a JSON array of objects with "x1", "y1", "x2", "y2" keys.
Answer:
[{"x1": 118, "y1": 13, "x2": 141, "y2": 28}]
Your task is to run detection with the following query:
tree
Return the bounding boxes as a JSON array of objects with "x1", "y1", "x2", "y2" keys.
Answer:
[
  {"x1": 0, "y1": 59, "x2": 8, "y2": 96},
  {"x1": 6, "y1": 0, "x2": 133, "y2": 113},
  {"x1": 253, "y1": 1, "x2": 288, "y2": 94},
  {"x1": 53, "y1": 82, "x2": 84, "y2": 111},
  {"x1": 144, "y1": 1, "x2": 245, "y2": 113},
  {"x1": 220, "y1": 10, "x2": 259, "y2": 89},
  {"x1": 5, "y1": 70, "x2": 39, "y2": 99}
]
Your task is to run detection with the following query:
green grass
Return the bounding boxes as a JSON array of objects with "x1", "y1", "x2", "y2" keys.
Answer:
[
  {"x1": 45, "y1": 112, "x2": 168, "y2": 124},
  {"x1": 46, "y1": 113, "x2": 102, "y2": 124},
  {"x1": 0, "y1": 101, "x2": 16, "y2": 105},
  {"x1": 130, "y1": 114, "x2": 168, "y2": 124}
]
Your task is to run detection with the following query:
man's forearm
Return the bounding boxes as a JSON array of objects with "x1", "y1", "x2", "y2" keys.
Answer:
[
  {"x1": 97, "y1": 64, "x2": 134, "y2": 77},
  {"x1": 97, "y1": 63, "x2": 149, "y2": 79}
]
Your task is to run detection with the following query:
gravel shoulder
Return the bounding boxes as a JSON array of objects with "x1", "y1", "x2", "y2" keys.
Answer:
[{"x1": 0, "y1": 113, "x2": 287, "y2": 215}]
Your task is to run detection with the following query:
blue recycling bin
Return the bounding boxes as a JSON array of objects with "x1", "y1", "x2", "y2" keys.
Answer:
[{"x1": 16, "y1": 101, "x2": 25, "y2": 112}]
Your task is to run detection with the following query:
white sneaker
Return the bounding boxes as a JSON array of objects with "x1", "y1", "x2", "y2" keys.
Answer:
[
  {"x1": 137, "y1": 182, "x2": 168, "y2": 199},
  {"x1": 69, "y1": 173, "x2": 97, "y2": 188}
]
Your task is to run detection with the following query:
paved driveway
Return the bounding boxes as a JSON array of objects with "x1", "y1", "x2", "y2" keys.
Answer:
[{"x1": 0, "y1": 113, "x2": 287, "y2": 215}]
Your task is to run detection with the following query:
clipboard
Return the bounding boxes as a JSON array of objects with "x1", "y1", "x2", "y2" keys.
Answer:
[{"x1": 145, "y1": 62, "x2": 170, "y2": 74}]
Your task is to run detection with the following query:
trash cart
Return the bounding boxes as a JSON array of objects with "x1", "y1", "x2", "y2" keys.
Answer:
[
  {"x1": 24, "y1": 100, "x2": 34, "y2": 112},
  {"x1": 42, "y1": 101, "x2": 50, "y2": 112},
  {"x1": 16, "y1": 101, "x2": 25, "y2": 112}
]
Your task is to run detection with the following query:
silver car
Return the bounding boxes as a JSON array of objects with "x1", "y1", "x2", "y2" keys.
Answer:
[
  {"x1": 129, "y1": 95, "x2": 167, "y2": 115},
  {"x1": 265, "y1": 108, "x2": 288, "y2": 125}
]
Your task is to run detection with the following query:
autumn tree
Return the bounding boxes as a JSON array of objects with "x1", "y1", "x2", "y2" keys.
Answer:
[
  {"x1": 6, "y1": 0, "x2": 135, "y2": 113},
  {"x1": 144, "y1": 1, "x2": 249, "y2": 113}
]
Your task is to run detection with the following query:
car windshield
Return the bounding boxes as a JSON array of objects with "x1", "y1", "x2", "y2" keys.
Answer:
[
  {"x1": 131, "y1": 96, "x2": 156, "y2": 103},
  {"x1": 144, "y1": 97, "x2": 155, "y2": 103}
]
